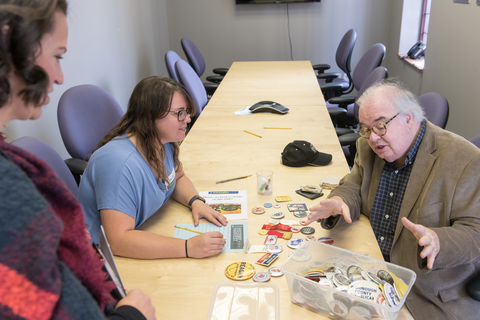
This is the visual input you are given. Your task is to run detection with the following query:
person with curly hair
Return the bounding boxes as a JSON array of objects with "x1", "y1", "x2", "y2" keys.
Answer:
[{"x1": 0, "y1": 1, "x2": 155, "y2": 319}]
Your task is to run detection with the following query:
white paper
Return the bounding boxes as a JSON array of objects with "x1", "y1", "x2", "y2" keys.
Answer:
[{"x1": 200, "y1": 190, "x2": 248, "y2": 220}]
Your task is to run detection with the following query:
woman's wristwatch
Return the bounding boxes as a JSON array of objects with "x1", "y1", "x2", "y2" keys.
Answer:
[{"x1": 188, "y1": 195, "x2": 206, "y2": 207}]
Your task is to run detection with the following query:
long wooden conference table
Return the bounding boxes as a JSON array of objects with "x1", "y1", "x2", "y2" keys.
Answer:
[{"x1": 115, "y1": 61, "x2": 413, "y2": 319}]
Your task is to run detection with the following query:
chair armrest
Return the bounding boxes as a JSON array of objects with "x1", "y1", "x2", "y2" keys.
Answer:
[
  {"x1": 213, "y1": 67, "x2": 228, "y2": 76},
  {"x1": 317, "y1": 72, "x2": 341, "y2": 83},
  {"x1": 203, "y1": 82, "x2": 218, "y2": 97},
  {"x1": 321, "y1": 82, "x2": 345, "y2": 100},
  {"x1": 64, "y1": 158, "x2": 87, "y2": 176},
  {"x1": 313, "y1": 63, "x2": 331, "y2": 74},
  {"x1": 328, "y1": 95, "x2": 355, "y2": 107},
  {"x1": 338, "y1": 132, "x2": 361, "y2": 147},
  {"x1": 206, "y1": 75, "x2": 224, "y2": 83}
]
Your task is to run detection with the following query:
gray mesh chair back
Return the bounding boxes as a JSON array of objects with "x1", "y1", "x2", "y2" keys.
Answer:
[
  {"x1": 11, "y1": 136, "x2": 78, "y2": 196},
  {"x1": 317, "y1": 29, "x2": 357, "y2": 92},
  {"x1": 351, "y1": 43, "x2": 386, "y2": 92},
  {"x1": 58, "y1": 84, "x2": 124, "y2": 161},
  {"x1": 418, "y1": 92, "x2": 449, "y2": 129},
  {"x1": 175, "y1": 59, "x2": 208, "y2": 119},
  {"x1": 165, "y1": 50, "x2": 182, "y2": 82}
]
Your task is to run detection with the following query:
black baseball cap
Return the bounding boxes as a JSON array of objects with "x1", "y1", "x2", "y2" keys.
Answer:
[{"x1": 281, "y1": 140, "x2": 332, "y2": 167}]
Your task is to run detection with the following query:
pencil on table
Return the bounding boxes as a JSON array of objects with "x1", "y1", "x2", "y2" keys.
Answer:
[
  {"x1": 216, "y1": 174, "x2": 252, "y2": 184},
  {"x1": 174, "y1": 225, "x2": 204, "y2": 235},
  {"x1": 244, "y1": 130, "x2": 262, "y2": 138}
]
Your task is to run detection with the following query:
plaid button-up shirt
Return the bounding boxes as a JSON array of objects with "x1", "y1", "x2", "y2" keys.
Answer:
[{"x1": 370, "y1": 120, "x2": 426, "y2": 261}]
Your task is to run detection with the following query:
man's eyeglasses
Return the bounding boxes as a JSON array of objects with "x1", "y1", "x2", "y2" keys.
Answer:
[
  {"x1": 358, "y1": 113, "x2": 399, "y2": 139},
  {"x1": 168, "y1": 110, "x2": 189, "y2": 121}
]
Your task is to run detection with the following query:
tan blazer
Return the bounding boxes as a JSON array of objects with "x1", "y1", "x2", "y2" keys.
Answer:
[{"x1": 325, "y1": 121, "x2": 480, "y2": 320}]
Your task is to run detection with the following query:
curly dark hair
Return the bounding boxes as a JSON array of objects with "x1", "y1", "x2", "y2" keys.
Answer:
[
  {"x1": 95, "y1": 76, "x2": 195, "y2": 183},
  {"x1": 0, "y1": 0, "x2": 67, "y2": 109}
]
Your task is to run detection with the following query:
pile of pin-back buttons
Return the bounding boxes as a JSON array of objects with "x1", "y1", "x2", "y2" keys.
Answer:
[{"x1": 296, "y1": 260, "x2": 404, "y2": 309}]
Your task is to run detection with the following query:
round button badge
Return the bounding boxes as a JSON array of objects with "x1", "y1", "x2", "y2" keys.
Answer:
[
  {"x1": 253, "y1": 272, "x2": 271, "y2": 282},
  {"x1": 317, "y1": 237, "x2": 334, "y2": 245},
  {"x1": 291, "y1": 227, "x2": 300, "y2": 233},
  {"x1": 287, "y1": 238, "x2": 304, "y2": 249},
  {"x1": 293, "y1": 210, "x2": 308, "y2": 218},
  {"x1": 265, "y1": 244, "x2": 283, "y2": 253},
  {"x1": 273, "y1": 204, "x2": 281, "y2": 208},
  {"x1": 264, "y1": 203, "x2": 273, "y2": 208},
  {"x1": 252, "y1": 207, "x2": 265, "y2": 214},
  {"x1": 270, "y1": 211, "x2": 285, "y2": 219},
  {"x1": 268, "y1": 266, "x2": 284, "y2": 277},
  {"x1": 224, "y1": 262, "x2": 256, "y2": 281},
  {"x1": 300, "y1": 227, "x2": 315, "y2": 235}
]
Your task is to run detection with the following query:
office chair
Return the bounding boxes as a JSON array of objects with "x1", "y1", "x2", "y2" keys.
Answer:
[
  {"x1": 181, "y1": 37, "x2": 225, "y2": 96},
  {"x1": 11, "y1": 136, "x2": 78, "y2": 196},
  {"x1": 322, "y1": 43, "x2": 386, "y2": 101},
  {"x1": 469, "y1": 134, "x2": 480, "y2": 148},
  {"x1": 165, "y1": 50, "x2": 181, "y2": 82},
  {"x1": 175, "y1": 59, "x2": 208, "y2": 124},
  {"x1": 331, "y1": 67, "x2": 388, "y2": 166},
  {"x1": 57, "y1": 84, "x2": 124, "y2": 185},
  {"x1": 418, "y1": 92, "x2": 449, "y2": 129},
  {"x1": 314, "y1": 29, "x2": 357, "y2": 94}
]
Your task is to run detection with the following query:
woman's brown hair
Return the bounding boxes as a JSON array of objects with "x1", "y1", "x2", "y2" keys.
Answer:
[
  {"x1": 0, "y1": 0, "x2": 68, "y2": 108},
  {"x1": 96, "y1": 76, "x2": 195, "y2": 183}
]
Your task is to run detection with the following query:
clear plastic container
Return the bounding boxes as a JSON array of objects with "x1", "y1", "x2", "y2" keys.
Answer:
[
  {"x1": 282, "y1": 241, "x2": 416, "y2": 320},
  {"x1": 206, "y1": 281, "x2": 280, "y2": 320}
]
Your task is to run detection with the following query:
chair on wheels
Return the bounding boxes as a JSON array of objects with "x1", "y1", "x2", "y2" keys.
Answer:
[
  {"x1": 11, "y1": 136, "x2": 78, "y2": 196},
  {"x1": 181, "y1": 37, "x2": 226, "y2": 96},
  {"x1": 469, "y1": 134, "x2": 480, "y2": 148},
  {"x1": 330, "y1": 67, "x2": 389, "y2": 166},
  {"x1": 313, "y1": 29, "x2": 357, "y2": 95},
  {"x1": 418, "y1": 92, "x2": 449, "y2": 129},
  {"x1": 175, "y1": 59, "x2": 208, "y2": 126},
  {"x1": 165, "y1": 50, "x2": 182, "y2": 82},
  {"x1": 57, "y1": 84, "x2": 124, "y2": 185},
  {"x1": 323, "y1": 43, "x2": 386, "y2": 101}
]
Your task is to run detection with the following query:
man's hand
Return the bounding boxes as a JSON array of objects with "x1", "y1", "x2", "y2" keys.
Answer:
[
  {"x1": 305, "y1": 196, "x2": 352, "y2": 225},
  {"x1": 191, "y1": 201, "x2": 228, "y2": 227},
  {"x1": 402, "y1": 217, "x2": 440, "y2": 269}
]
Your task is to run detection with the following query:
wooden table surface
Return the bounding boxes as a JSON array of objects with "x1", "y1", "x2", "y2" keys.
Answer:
[{"x1": 115, "y1": 61, "x2": 413, "y2": 320}]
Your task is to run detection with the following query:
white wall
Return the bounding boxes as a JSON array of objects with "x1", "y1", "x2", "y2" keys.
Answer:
[
  {"x1": 4, "y1": 0, "x2": 169, "y2": 159},
  {"x1": 386, "y1": 1, "x2": 480, "y2": 140}
]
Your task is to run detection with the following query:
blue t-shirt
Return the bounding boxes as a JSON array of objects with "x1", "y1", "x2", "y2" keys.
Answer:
[{"x1": 78, "y1": 136, "x2": 176, "y2": 244}]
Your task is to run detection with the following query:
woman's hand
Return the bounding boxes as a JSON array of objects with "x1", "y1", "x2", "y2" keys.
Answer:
[
  {"x1": 191, "y1": 200, "x2": 228, "y2": 227},
  {"x1": 115, "y1": 288, "x2": 156, "y2": 320},
  {"x1": 187, "y1": 232, "x2": 226, "y2": 258}
]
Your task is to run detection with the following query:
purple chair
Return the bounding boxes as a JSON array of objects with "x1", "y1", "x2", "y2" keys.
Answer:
[
  {"x1": 11, "y1": 136, "x2": 78, "y2": 196},
  {"x1": 175, "y1": 59, "x2": 208, "y2": 121},
  {"x1": 57, "y1": 84, "x2": 124, "y2": 184},
  {"x1": 181, "y1": 37, "x2": 225, "y2": 96},
  {"x1": 165, "y1": 50, "x2": 181, "y2": 82},
  {"x1": 323, "y1": 43, "x2": 386, "y2": 101},
  {"x1": 314, "y1": 29, "x2": 357, "y2": 95},
  {"x1": 333, "y1": 67, "x2": 389, "y2": 166},
  {"x1": 469, "y1": 135, "x2": 480, "y2": 148},
  {"x1": 418, "y1": 92, "x2": 449, "y2": 129}
]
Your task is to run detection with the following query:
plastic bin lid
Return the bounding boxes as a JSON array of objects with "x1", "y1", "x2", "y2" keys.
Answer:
[{"x1": 206, "y1": 281, "x2": 280, "y2": 320}]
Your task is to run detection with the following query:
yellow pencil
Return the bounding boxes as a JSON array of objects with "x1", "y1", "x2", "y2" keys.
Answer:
[
  {"x1": 216, "y1": 174, "x2": 252, "y2": 184},
  {"x1": 174, "y1": 225, "x2": 225, "y2": 240},
  {"x1": 174, "y1": 225, "x2": 204, "y2": 235},
  {"x1": 244, "y1": 130, "x2": 262, "y2": 138},
  {"x1": 264, "y1": 127, "x2": 291, "y2": 129}
]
